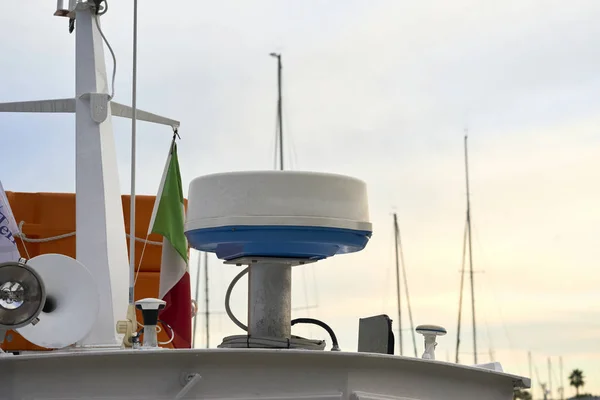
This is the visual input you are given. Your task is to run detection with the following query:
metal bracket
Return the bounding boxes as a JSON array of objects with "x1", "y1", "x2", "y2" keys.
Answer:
[
  {"x1": 175, "y1": 373, "x2": 202, "y2": 399},
  {"x1": 79, "y1": 93, "x2": 109, "y2": 123},
  {"x1": 224, "y1": 256, "x2": 317, "y2": 267},
  {"x1": 0, "y1": 98, "x2": 180, "y2": 128},
  {"x1": 75, "y1": 0, "x2": 92, "y2": 11}
]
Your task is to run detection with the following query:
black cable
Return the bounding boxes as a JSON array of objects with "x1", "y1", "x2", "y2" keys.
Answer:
[
  {"x1": 94, "y1": 0, "x2": 108, "y2": 15},
  {"x1": 291, "y1": 318, "x2": 340, "y2": 351}
]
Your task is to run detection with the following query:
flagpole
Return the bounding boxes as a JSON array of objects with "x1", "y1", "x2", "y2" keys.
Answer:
[
  {"x1": 192, "y1": 252, "x2": 201, "y2": 348},
  {"x1": 117, "y1": 0, "x2": 139, "y2": 347},
  {"x1": 128, "y1": 0, "x2": 138, "y2": 305}
]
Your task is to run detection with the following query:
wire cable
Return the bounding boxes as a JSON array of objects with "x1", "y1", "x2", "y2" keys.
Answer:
[
  {"x1": 96, "y1": 0, "x2": 108, "y2": 15},
  {"x1": 221, "y1": 268, "x2": 338, "y2": 351},
  {"x1": 92, "y1": 1, "x2": 117, "y2": 100},
  {"x1": 225, "y1": 267, "x2": 249, "y2": 331},
  {"x1": 158, "y1": 319, "x2": 175, "y2": 345},
  {"x1": 291, "y1": 318, "x2": 340, "y2": 351}
]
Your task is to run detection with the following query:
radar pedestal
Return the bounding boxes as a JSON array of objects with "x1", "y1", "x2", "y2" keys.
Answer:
[
  {"x1": 247, "y1": 260, "x2": 291, "y2": 338},
  {"x1": 185, "y1": 171, "x2": 372, "y2": 346},
  {"x1": 225, "y1": 257, "x2": 315, "y2": 340}
]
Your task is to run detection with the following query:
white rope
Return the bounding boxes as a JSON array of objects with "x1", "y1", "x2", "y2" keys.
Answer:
[
  {"x1": 17, "y1": 234, "x2": 30, "y2": 259},
  {"x1": 218, "y1": 335, "x2": 326, "y2": 350},
  {"x1": 133, "y1": 235, "x2": 151, "y2": 285},
  {"x1": 15, "y1": 221, "x2": 163, "y2": 246},
  {"x1": 191, "y1": 299, "x2": 199, "y2": 316}
]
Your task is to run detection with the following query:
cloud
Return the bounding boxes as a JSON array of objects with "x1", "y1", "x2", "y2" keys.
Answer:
[{"x1": 3, "y1": 0, "x2": 600, "y2": 393}]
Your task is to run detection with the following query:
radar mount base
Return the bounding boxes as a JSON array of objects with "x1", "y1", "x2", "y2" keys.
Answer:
[{"x1": 217, "y1": 256, "x2": 328, "y2": 350}]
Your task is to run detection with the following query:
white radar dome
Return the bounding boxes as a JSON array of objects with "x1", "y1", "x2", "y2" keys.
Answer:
[{"x1": 184, "y1": 171, "x2": 372, "y2": 260}]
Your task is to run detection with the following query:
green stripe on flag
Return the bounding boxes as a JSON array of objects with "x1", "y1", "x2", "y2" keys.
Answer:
[{"x1": 150, "y1": 142, "x2": 188, "y2": 262}]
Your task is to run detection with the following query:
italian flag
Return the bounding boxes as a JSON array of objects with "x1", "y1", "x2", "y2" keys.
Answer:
[{"x1": 148, "y1": 137, "x2": 192, "y2": 348}]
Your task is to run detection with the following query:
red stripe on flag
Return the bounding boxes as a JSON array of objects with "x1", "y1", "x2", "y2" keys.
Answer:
[{"x1": 159, "y1": 271, "x2": 192, "y2": 348}]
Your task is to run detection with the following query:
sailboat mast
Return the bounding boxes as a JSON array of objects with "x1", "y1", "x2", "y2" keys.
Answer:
[
  {"x1": 396, "y1": 215, "x2": 418, "y2": 357},
  {"x1": 548, "y1": 357, "x2": 553, "y2": 397},
  {"x1": 529, "y1": 351, "x2": 534, "y2": 400},
  {"x1": 270, "y1": 52, "x2": 283, "y2": 171},
  {"x1": 393, "y1": 213, "x2": 403, "y2": 355},
  {"x1": 464, "y1": 134, "x2": 477, "y2": 364},
  {"x1": 559, "y1": 356, "x2": 564, "y2": 400},
  {"x1": 204, "y1": 251, "x2": 210, "y2": 348}
]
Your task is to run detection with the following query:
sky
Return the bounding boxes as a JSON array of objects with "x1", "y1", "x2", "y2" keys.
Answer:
[{"x1": 2, "y1": 0, "x2": 600, "y2": 397}]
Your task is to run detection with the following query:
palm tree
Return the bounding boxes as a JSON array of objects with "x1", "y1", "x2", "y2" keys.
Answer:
[{"x1": 569, "y1": 368, "x2": 585, "y2": 396}]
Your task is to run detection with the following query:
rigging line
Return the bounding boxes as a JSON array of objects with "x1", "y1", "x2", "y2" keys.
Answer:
[
  {"x1": 294, "y1": 118, "x2": 310, "y2": 313},
  {"x1": 289, "y1": 122, "x2": 300, "y2": 170},
  {"x1": 534, "y1": 364, "x2": 549, "y2": 396},
  {"x1": 296, "y1": 267, "x2": 313, "y2": 336},
  {"x1": 483, "y1": 317, "x2": 495, "y2": 362},
  {"x1": 534, "y1": 365, "x2": 543, "y2": 384},
  {"x1": 291, "y1": 94, "x2": 307, "y2": 309},
  {"x1": 310, "y1": 264, "x2": 320, "y2": 315},
  {"x1": 301, "y1": 265, "x2": 311, "y2": 319},
  {"x1": 464, "y1": 133, "x2": 478, "y2": 365},
  {"x1": 470, "y1": 221, "x2": 521, "y2": 374},
  {"x1": 482, "y1": 273, "x2": 522, "y2": 374},
  {"x1": 465, "y1": 191, "x2": 526, "y2": 376},
  {"x1": 381, "y1": 219, "x2": 394, "y2": 311},
  {"x1": 393, "y1": 213, "x2": 403, "y2": 356},
  {"x1": 269, "y1": 57, "x2": 310, "y2": 310},
  {"x1": 551, "y1": 358, "x2": 561, "y2": 388},
  {"x1": 17, "y1": 235, "x2": 30, "y2": 259},
  {"x1": 282, "y1": 98, "x2": 299, "y2": 170},
  {"x1": 133, "y1": 234, "x2": 151, "y2": 285},
  {"x1": 271, "y1": 54, "x2": 313, "y2": 314},
  {"x1": 455, "y1": 219, "x2": 468, "y2": 363},
  {"x1": 397, "y1": 216, "x2": 418, "y2": 357},
  {"x1": 192, "y1": 251, "x2": 202, "y2": 348}
]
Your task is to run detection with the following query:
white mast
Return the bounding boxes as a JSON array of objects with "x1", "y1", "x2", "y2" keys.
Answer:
[
  {"x1": 0, "y1": 0, "x2": 179, "y2": 347},
  {"x1": 72, "y1": 1, "x2": 129, "y2": 346}
]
